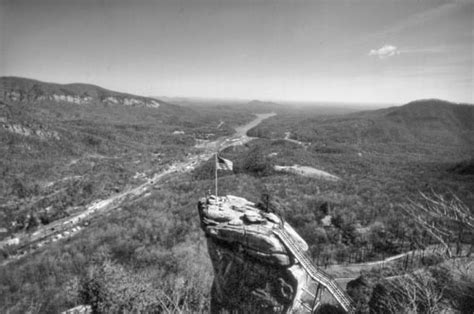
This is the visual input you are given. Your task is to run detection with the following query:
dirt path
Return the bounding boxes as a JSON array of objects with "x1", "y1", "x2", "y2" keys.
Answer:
[{"x1": 325, "y1": 243, "x2": 472, "y2": 282}]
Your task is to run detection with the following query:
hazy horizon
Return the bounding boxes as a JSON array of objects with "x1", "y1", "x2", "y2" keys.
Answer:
[{"x1": 1, "y1": 0, "x2": 473, "y2": 105}]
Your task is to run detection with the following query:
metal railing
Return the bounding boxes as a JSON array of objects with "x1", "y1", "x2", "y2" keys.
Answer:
[{"x1": 273, "y1": 228, "x2": 355, "y2": 313}]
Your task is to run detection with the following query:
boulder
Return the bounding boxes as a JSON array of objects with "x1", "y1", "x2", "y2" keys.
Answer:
[{"x1": 198, "y1": 195, "x2": 319, "y2": 313}]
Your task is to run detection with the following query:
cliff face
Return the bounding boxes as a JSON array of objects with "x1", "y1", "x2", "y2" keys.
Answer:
[
  {"x1": 1, "y1": 121, "x2": 60, "y2": 140},
  {"x1": 0, "y1": 101, "x2": 60, "y2": 140},
  {"x1": 198, "y1": 195, "x2": 336, "y2": 313},
  {"x1": 1, "y1": 89, "x2": 161, "y2": 108},
  {"x1": 0, "y1": 77, "x2": 161, "y2": 108}
]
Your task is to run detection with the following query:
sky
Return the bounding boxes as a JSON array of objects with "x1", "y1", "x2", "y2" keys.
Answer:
[{"x1": 0, "y1": 0, "x2": 473, "y2": 105}]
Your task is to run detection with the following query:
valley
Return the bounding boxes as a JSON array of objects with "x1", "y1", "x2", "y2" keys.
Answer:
[
  {"x1": 0, "y1": 112, "x2": 276, "y2": 265},
  {"x1": 0, "y1": 78, "x2": 472, "y2": 313},
  {"x1": 2, "y1": 0, "x2": 473, "y2": 311}
]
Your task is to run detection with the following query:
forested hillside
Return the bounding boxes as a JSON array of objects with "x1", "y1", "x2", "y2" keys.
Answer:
[
  {"x1": 1, "y1": 93, "x2": 472, "y2": 312},
  {"x1": 0, "y1": 77, "x2": 253, "y2": 237}
]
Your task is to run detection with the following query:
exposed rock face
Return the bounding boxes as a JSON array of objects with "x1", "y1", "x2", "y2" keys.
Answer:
[
  {"x1": 2, "y1": 91, "x2": 160, "y2": 108},
  {"x1": 1, "y1": 121, "x2": 60, "y2": 140},
  {"x1": 274, "y1": 165, "x2": 340, "y2": 181},
  {"x1": 198, "y1": 195, "x2": 352, "y2": 313},
  {"x1": 0, "y1": 77, "x2": 161, "y2": 108}
]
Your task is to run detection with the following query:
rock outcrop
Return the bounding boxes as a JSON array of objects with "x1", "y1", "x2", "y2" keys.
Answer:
[
  {"x1": 1, "y1": 121, "x2": 60, "y2": 140},
  {"x1": 2, "y1": 90, "x2": 160, "y2": 108},
  {"x1": 0, "y1": 77, "x2": 161, "y2": 108},
  {"x1": 274, "y1": 165, "x2": 340, "y2": 181},
  {"x1": 198, "y1": 195, "x2": 354, "y2": 313}
]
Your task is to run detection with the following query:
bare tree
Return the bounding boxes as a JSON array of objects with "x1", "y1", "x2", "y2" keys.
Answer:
[
  {"x1": 403, "y1": 191, "x2": 473, "y2": 258},
  {"x1": 370, "y1": 271, "x2": 449, "y2": 313}
]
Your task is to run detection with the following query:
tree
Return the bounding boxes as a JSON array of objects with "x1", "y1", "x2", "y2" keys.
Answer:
[
  {"x1": 12, "y1": 178, "x2": 29, "y2": 198},
  {"x1": 402, "y1": 192, "x2": 473, "y2": 258},
  {"x1": 370, "y1": 271, "x2": 447, "y2": 313},
  {"x1": 347, "y1": 275, "x2": 374, "y2": 314},
  {"x1": 241, "y1": 146, "x2": 274, "y2": 177},
  {"x1": 79, "y1": 260, "x2": 173, "y2": 313}
]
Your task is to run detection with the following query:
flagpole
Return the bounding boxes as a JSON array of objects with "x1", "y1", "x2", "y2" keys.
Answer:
[{"x1": 215, "y1": 151, "x2": 218, "y2": 199}]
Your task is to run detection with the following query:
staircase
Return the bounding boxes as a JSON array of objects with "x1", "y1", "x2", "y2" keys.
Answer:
[{"x1": 273, "y1": 228, "x2": 355, "y2": 313}]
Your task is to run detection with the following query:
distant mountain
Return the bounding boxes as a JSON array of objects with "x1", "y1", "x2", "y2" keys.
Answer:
[
  {"x1": 244, "y1": 100, "x2": 283, "y2": 113},
  {"x1": 0, "y1": 76, "x2": 203, "y2": 148},
  {"x1": 248, "y1": 98, "x2": 474, "y2": 158},
  {"x1": 0, "y1": 77, "x2": 252, "y2": 232},
  {"x1": 383, "y1": 99, "x2": 474, "y2": 131},
  {"x1": 0, "y1": 76, "x2": 162, "y2": 108},
  {"x1": 340, "y1": 99, "x2": 473, "y2": 147}
]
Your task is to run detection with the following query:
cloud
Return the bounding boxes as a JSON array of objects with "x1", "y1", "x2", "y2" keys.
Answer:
[{"x1": 369, "y1": 45, "x2": 400, "y2": 59}]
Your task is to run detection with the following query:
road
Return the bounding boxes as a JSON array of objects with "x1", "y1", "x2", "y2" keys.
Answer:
[
  {"x1": 196, "y1": 112, "x2": 275, "y2": 150},
  {"x1": 1, "y1": 113, "x2": 276, "y2": 266}
]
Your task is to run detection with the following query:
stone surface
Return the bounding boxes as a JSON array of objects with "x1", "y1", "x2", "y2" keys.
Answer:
[{"x1": 198, "y1": 195, "x2": 321, "y2": 313}]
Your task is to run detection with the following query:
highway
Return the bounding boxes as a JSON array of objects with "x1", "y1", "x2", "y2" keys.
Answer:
[{"x1": 1, "y1": 113, "x2": 276, "y2": 266}]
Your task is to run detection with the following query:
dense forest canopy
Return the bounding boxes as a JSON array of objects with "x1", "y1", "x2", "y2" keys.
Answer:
[{"x1": 0, "y1": 78, "x2": 472, "y2": 312}]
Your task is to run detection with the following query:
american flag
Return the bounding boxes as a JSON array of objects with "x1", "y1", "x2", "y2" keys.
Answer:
[{"x1": 216, "y1": 155, "x2": 233, "y2": 171}]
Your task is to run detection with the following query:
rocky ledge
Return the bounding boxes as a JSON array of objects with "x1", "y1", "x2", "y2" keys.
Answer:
[
  {"x1": 198, "y1": 195, "x2": 335, "y2": 313},
  {"x1": 2, "y1": 91, "x2": 160, "y2": 108}
]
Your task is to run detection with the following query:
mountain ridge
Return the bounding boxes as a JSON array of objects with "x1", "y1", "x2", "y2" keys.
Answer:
[
  {"x1": 383, "y1": 99, "x2": 474, "y2": 130},
  {"x1": 246, "y1": 98, "x2": 474, "y2": 160},
  {"x1": 342, "y1": 98, "x2": 474, "y2": 146},
  {"x1": 0, "y1": 76, "x2": 162, "y2": 108}
]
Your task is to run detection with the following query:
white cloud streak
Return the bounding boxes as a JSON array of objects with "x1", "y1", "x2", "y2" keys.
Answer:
[{"x1": 369, "y1": 45, "x2": 400, "y2": 59}]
